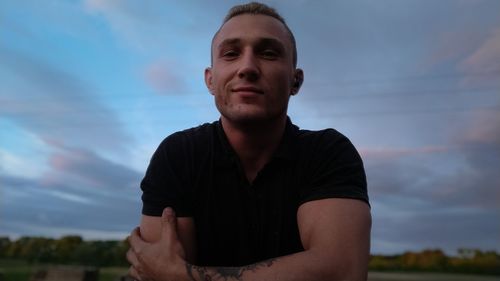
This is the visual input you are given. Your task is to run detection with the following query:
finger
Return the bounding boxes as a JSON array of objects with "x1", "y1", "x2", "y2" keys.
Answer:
[
  {"x1": 128, "y1": 227, "x2": 146, "y2": 249},
  {"x1": 128, "y1": 266, "x2": 142, "y2": 281},
  {"x1": 161, "y1": 207, "x2": 179, "y2": 241},
  {"x1": 126, "y1": 248, "x2": 139, "y2": 268}
]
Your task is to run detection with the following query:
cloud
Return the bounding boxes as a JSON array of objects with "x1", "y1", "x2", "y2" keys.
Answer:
[
  {"x1": 0, "y1": 148, "x2": 45, "y2": 179},
  {"x1": 0, "y1": 144, "x2": 143, "y2": 239},
  {"x1": 0, "y1": 47, "x2": 133, "y2": 155},
  {"x1": 460, "y1": 28, "x2": 500, "y2": 74},
  {"x1": 368, "y1": 152, "x2": 500, "y2": 254},
  {"x1": 42, "y1": 142, "x2": 142, "y2": 190},
  {"x1": 366, "y1": 107, "x2": 500, "y2": 254},
  {"x1": 424, "y1": 30, "x2": 485, "y2": 71},
  {"x1": 360, "y1": 146, "x2": 450, "y2": 160},
  {"x1": 372, "y1": 205, "x2": 499, "y2": 254},
  {"x1": 144, "y1": 60, "x2": 186, "y2": 95},
  {"x1": 448, "y1": 109, "x2": 500, "y2": 209},
  {"x1": 83, "y1": 0, "x2": 217, "y2": 54},
  {"x1": 455, "y1": 27, "x2": 500, "y2": 90},
  {"x1": 365, "y1": 144, "x2": 499, "y2": 210},
  {"x1": 458, "y1": 109, "x2": 500, "y2": 146},
  {"x1": 84, "y1": 0, "x2": 163, "y2": 24},
  {"x1": 0, "y1": 1, "x2": 102, "y2": 43}
]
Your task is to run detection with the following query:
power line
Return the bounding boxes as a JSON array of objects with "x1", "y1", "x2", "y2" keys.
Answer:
[
  {"x1": 309, "y1": 69, "x2": 500, "y2": 87},
  {"x1": 303, "y1": 87, "x2": 499, "y2": 101},
  {"x1": 4, "y1": 105, "x2": 499, "y2": 129},
  {"x1": 1, "y1": 70, "x2": 499, "y2": 103},
  {"x1": 1, "y1": 87, "x2": 498, "y2": 115}
]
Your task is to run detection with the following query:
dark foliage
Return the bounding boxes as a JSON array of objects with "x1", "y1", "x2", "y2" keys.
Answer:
[
  {"x1": 369, "y1": 248, "x2": 500, "y2": 275},
  {"x1": 0, "y1": 236, "x2": 128, "y2": 267}
]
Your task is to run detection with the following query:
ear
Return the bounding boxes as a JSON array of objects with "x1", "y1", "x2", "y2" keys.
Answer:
[
  {"x1": 291, "y1": 68, "x2": 304, "y2": 96},
  {"x1": 205, "y1": 67, "x2": 214, "y2": 95}
]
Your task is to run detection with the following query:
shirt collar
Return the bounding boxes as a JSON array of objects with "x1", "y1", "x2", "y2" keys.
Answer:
[{"x1": 215, "y1": 117, "x2": 298, "y2": 163}]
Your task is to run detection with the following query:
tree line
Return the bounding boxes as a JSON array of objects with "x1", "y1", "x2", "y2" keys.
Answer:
[
  {"x1": 370, "y1": 248, "x2": 500, "y2": 275},
  {"x1": 0, "y1": 236, "x2": 128, "y2": 267},
  {"x1": 1, "y1": 236, "x2": 499, "y2": 275}
]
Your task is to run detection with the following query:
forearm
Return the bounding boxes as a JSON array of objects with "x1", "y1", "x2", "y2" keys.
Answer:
[{"x1": 183, "y1": 249, "x2": 365, "y2": 281}]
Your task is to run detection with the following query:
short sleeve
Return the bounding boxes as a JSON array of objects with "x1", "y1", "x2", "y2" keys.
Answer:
[
  {"x1": 140, "y1": 133, "x2": 193, "y2": 217},
  {"x1": 299, "y1": 130, "x2": 369, "y2": 206}
]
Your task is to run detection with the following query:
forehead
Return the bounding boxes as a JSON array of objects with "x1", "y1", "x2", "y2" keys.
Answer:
[{"x1": 213, "y1": 14, "x2": 292, "y2": 49}]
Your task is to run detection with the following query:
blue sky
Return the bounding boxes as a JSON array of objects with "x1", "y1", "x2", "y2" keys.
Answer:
[{"x1": 1, "y1": 0, "x2": 499, "y2": 255}]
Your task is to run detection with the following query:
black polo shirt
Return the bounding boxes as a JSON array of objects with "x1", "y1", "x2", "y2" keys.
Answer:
[{"x1": 141, "y1": 118, "x2": 368, "y2": 266}]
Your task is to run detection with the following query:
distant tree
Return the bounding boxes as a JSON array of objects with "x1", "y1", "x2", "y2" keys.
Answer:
[
  {"x1": 110, "y1": 239, "x2": 129, "y2": 266},
  {"x1": 369, "y1": 254, "x2": 401, "y2": 271},
  {"x1": 471, "y1": 250, "x2": 500, "y2": 274},
  {"x1": 9, "y1": 236, "x2": 497, "y2": 274},
  {"x1": 0, "y1": 236, "x2": 11, "y2": 258},
  {"x1": 401, "y1": 251, "x2": 418, "y2": 269},
  {"x1": 53, "y1": 235, "x2": 83, "y2": 263},
  {"x1": 6, "y1": 236, "x2": 30, "y2": 258},
  {"x1": 73, "y1": 241, "x2": 99, "y2": 265},
  {"x1": 419, "y1": 249, "x2": 447, "y2": 270},
  {"x1": 7, "y1": 237, "x2": 54, "y2": 263}
]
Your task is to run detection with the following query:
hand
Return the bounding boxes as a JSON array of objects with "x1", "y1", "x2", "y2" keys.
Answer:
[{"x1": 127, "y1": 207, "x2": 187, "y2": 281}]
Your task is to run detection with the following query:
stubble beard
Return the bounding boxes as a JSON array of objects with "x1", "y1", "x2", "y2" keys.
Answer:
[{"x1": 216, "y1": 100, "x2": 288, "y2": 131}]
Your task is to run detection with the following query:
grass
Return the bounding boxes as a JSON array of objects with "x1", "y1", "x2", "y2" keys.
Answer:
[
  {"x1": 368, "y1": 271, "x2": 500, "y2": 281},
  {"x1": 1, "y1": 260, "x2": 498, "y2": 281},
  {"x1": 98, "y1": 267, "x2": 128, "y2": 281},
  {"x1": 0, "y1": 259, "x2": 127, "y2": 281},
  {"x1": 0, "y1": 266, "x2": 36, "y2": 281}
]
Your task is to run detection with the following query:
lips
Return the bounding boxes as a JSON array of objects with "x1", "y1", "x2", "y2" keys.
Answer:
[{"x1": 231, "y1": 86, "x2": 264, "y2": 94}]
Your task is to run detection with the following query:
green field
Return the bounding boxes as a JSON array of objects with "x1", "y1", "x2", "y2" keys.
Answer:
[
  {"x1": 1, "y1": 269, "x2": 499, "y2": 281},
  {"x1": 0, "y1": 267, "x2": 128, "y2": 281},
  {"x1": 368, "y1": 272, "x2": 500, "y2": 281},
  {"x1": 0, "y1": 261, "x2": 128, "y2": 281},
  {"x1": 0, "y1": 260, "x2": 498, "y2": 281}
]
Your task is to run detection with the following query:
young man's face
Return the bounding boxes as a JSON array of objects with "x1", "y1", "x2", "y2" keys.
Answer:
[{"x1": 205, "y1": 14, "x2": 302, "y2": 125}]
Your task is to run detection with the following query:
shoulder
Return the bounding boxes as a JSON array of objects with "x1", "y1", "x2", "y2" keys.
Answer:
[
  {"x1": 157, "y1": 121, "x2": 218, "y2": 150},
  {"x1": 292, "y1": 126, "x2": 369, "y2": 205},
  {"x1": 297, "y1": 127, "x2": 348, "y2": 144},
  {"x1": 148, "y1": 121, "x2": 218, "y2": 168},
  {"x1": 295, "y1": 127, "x2": 360, "y2": 160}
]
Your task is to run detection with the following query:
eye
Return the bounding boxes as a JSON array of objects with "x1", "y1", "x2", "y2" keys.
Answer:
[
  {"x1": 260, "y1": 49, "x2": 279, "y2": 59},
  {"x1": 222, "y1": 50, "x2": 239, "y2": 60}
]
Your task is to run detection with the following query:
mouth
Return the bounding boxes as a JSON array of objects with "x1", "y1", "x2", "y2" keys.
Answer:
[{"x1": 231, "y1": 86, "x2": 264, "y2": 95}]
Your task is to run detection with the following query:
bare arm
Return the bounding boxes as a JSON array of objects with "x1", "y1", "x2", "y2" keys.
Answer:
[
  {"x1": 128, "y1": 199, "x2": 370, "y2": 281},
  {"x1": 140, "y1": 215, "x2": 197, "y2": 263},
  {"x1": 185, "y1": 198, "x2": 371, "y2": 281}
]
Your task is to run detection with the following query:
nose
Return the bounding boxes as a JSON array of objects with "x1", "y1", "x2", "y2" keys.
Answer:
[{"x1": 237, "y1": 51, "x2": 260, "y2": 81}]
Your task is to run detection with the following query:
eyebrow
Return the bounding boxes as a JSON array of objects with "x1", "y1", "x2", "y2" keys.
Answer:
[{"x1": 217, "y1": 38, "x2": 241, "y2": 49}]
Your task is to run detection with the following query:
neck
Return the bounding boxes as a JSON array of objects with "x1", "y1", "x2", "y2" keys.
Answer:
[{"x1": 221, "y1": 115, "x2": 287, "y2": 182}]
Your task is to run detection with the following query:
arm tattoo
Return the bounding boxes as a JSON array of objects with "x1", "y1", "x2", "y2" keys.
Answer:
[{"x1": 186, "y1": 258, "x2": 277, "y2": 281}]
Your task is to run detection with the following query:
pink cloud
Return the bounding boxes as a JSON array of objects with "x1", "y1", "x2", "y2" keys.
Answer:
[
  {"x1": 423, "y1": 30, "x2": 481, "y2": 70},
  {"x1": 458, "y1": 28, "x2": 500, "y2": 88},
  {"x1": 458, "y1": 109, "x2": 500, "y2": 145},
  {"x1": 84, "y1": 0, "x2": 124, "y2": 16},
  {"x1": 460, "y1": 28, "x2": 500, "y2": 73},
  {"x1": 359, "y1": 145, "x2": 451, "y2": 160},
  {"x1": 144, "y1": 60, "x2": 184, "y2": 95},
  {"x1": 49, "y1": 154, "x2": 70, "y2": 170}
]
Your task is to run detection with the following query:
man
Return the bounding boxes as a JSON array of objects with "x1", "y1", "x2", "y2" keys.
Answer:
[{"x1": 127, "y1": 2, "x2": 371, "y2": 281}]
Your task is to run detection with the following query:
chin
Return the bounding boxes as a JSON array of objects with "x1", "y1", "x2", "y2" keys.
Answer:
[
  {"x1": 217, "y1": 103, "x2": 287, "y2": 124},
  {"x1": 222, "y1": 110, "x2": 285, "y2": 126}
]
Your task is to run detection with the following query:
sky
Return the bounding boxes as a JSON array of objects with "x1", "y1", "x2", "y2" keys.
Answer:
[{"x1": 0, "y1": 0, "x2": 499, "y2": 255}]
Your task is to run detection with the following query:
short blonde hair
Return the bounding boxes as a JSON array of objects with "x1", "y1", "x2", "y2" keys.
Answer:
[{"x1": 212, "y1": 2, "x2": 297, "y2": 67}]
